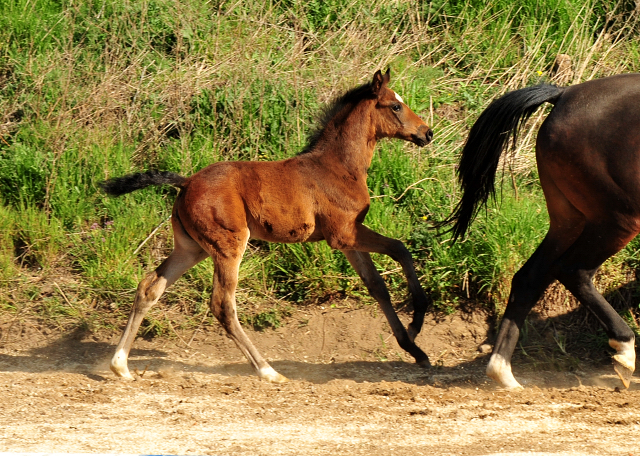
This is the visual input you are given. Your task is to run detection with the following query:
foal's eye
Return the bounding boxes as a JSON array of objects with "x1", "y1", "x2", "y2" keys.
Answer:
[{"x1": 391, "y1": 104, "x2": 402, "y2": 112}]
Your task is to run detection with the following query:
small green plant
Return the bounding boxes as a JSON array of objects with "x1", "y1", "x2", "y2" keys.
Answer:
[
  {"x1": 0, "y1": 0, "x2": 639, "y2": 337},
  {"x1": 240, "y1": 307, "x2": 290, "y2": 331}
]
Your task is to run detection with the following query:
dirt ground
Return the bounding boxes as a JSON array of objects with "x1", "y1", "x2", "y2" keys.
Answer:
[{"x1": 1, "y1": 304, "x2": 639, "y2": 455}]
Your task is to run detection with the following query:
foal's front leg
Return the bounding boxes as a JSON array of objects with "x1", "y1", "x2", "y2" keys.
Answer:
[
  {"x1": 347, "y1": 224, "x2": 430, "y2": 341},
  {"x1": 341, "y1": 249, "x2": 430, "y2": 366}
]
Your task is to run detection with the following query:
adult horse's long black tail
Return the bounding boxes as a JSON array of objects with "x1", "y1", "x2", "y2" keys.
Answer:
[
  {"x1": 99, "y1": 170, "x2": 186, "y2": 196},
  {"x1": 441, "y1": 83, "x2": 564, "y2": 240}
]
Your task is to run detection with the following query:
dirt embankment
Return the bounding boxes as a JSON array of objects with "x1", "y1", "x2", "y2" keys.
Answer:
[{"x1": 1, "y1": 305, "x2": 639, "y2": 455}]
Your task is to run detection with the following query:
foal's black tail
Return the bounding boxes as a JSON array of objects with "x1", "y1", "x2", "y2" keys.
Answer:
[
  {"x1": 99, "y1": 170, "x2": 187, "y2": 196},
  {"x1": 440, "y1": 83, "x2": 565, "y2": 241}
]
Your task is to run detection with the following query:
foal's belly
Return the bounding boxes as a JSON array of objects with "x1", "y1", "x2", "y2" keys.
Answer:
[{"x1": 247, "y1": 216, "x2": 323, "y2": 243}]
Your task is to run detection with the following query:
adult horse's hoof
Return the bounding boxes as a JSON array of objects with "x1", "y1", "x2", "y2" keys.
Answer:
[
  {"x1": 613, "y1": 357, "x2": 634, "y2": 389},
  {"x1": 416, "y1": 358, "x2": 431, "y2": 368},
  {"x1": 486, "y1": 354, "x2": 523, "y2": 389}
]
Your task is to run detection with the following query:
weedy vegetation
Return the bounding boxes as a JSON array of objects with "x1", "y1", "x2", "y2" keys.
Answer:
[{"x1": 1, "y1": 0, "x2": 640, "y2": 357}]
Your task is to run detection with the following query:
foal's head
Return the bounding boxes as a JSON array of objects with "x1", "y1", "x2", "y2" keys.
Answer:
[{"x1": 371, "y1": 69, "x2": 432, "y2": 146}]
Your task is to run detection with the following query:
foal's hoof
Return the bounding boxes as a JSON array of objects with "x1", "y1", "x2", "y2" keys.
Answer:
[
  {"x1": 110, "y1": 349, "x2": 135, "y2": 380},
  {"x1": 495, "y1": 382, "x2": 524, "y2": 391},
  {"x1": 259, "y1": 366, "x2": 289, "y2": 383},
  {"x1": 110, "y1": 364, "x2": 135, "y2": 380},
  {"x1": 613, "y1": 357, "x2": 634, "y2": 389},
  {"x1": 268, "y1": 373, "x2": 289, "y2": 384},
  {"x1": 490, "y1": 376, "x2": 524, "y2": 391},
  {"x1": 416, "y1": 358, "x2": 431, "y2": 368},
  {"x1": 111, "y1": 369, "x2": 135, "y2": 381}
]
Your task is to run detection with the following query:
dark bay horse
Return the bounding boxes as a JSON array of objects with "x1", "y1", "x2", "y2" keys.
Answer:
[
  {"x1": 101, "y1": 70, "x2": 433, "y2": 382},
  {"x1": 444, "y1": 73, "x2": 640, "y2": 389}
]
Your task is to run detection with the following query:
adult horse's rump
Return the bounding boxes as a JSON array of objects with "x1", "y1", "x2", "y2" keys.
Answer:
[
  {"x1": 444, "y1": 74, "x2": 640, "y2": 389},
  {"x1": 101, "y1": 70, "x2": 433, "y2": 382}
]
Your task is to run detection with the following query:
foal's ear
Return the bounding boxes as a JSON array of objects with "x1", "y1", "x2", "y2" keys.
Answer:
[
  {"x1": 371, "y1": 68, "x2": 391, "y2": 96},
  {"x1": 371, "y1": 70, "x2": 384, "y2": 96},
  {"x1": 383, "y1": 68, "x2": 391, "y2": 84}
]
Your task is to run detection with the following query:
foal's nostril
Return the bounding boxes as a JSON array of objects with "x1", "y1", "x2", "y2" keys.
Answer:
[
  {"x1": 426, "y1": 128, "x2": 434, "y2": 142},
  {"x1": 413, "y1": 126, "x2": 433, "y2": 146}
]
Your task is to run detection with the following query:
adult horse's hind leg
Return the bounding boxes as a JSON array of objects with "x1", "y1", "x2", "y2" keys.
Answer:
[
  {"x1": 111, "y1": 219, "x2": 209, "y2": 379},
  {"x1": 208, "y1": 234, "x2": 288, "y2": 383},
  {"x1": 552, "y1": 223, "x2": 638, "y2": 387},
  {"x1": 486, "y1": 234, "x2": 561, "y2": 388},
  {"x1": 487, "y1": 175, "x2": 584, "y2": 388},
  {"x1": 342, "y1": 249, "x2": 430, "y2": 366}
]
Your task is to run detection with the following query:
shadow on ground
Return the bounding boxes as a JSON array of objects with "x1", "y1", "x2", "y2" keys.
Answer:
[{"x1": 1, "y1": 277, "x2": 638, "y2": 391}]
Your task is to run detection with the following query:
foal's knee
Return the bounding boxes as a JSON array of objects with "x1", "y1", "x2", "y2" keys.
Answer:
[
  {"x1": 387, "y1": 239, "x2": 412, "y2": 264},
  {"x1": 360, "y1": 273, "x2": 391, "y2": 302},
  {"x1": 209, "y1": 295, "x2": 238, "y2": 328},
  {"x1": 134, "y1": 273, "x2": 167, "y2": 309}
]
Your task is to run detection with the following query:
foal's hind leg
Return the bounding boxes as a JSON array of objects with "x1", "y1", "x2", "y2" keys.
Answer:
[
  {"x1": 111, "y1": 223, "x2": 208, "y2": 379},
  {"x1": 552, "y1": 223, "x2": 638, "y2": 388},
  {"x1": 207, "y1": 234, "x2": 287, "y2": 383},
  {"x1": 342, "y1": 249, "x2": 430, "y2": 366}
]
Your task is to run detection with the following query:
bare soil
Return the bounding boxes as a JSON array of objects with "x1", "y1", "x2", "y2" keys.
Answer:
[{"x1": 1, "y1": 304, "x2": 639, "y2": 455}]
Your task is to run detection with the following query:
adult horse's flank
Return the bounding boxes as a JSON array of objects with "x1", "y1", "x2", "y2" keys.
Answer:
[
  {"x1": 101, "y1": 70, "x2": 433, "y2": 382},
  {"x1": 444, "y1": 73, "x2": 640, "y2": 389}
]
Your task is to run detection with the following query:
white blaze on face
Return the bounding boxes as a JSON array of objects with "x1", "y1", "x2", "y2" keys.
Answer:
[{"x1": 394, "y1": 91, "x2": 404, "y2": 104}]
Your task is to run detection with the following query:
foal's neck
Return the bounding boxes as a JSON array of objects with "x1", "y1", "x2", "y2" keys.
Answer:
[{"x1": 312, "y1": 100, "x2": 377, "y2": 178}]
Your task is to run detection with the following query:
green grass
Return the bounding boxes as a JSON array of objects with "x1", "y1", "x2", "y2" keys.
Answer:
[{"x1": 1, "y1": 0, "x2": 639, "y2": 335}]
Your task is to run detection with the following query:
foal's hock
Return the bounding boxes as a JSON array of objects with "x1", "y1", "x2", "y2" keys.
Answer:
[
  {"x1": 101, "y1": 69, "x2": 433, "y2": 382},
  {"x1": 444, "y1": 74, "x2": 640, "y2": 389}
]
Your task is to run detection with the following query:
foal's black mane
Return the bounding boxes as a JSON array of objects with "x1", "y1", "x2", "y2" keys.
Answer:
[{"x1": 298, "y1": 82, "x2": 375, "y2": 155}]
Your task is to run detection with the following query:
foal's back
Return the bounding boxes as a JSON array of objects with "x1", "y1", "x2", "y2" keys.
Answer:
[{"x1": 176, "y1": 154, "x2": 367, "y2": 245}]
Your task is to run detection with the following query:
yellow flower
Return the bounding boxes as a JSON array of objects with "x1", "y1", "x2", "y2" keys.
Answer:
[
  {"x1": 421, "y1": 215, "x2": 428, "y2": 221},
  {"x1": 536, "y1": 70, "x2": 543, "y2": 76}
]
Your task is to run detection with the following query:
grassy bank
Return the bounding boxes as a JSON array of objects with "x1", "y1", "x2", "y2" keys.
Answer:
[{"x1": 1, "y1": 0, "x2": 640, "y2": 340}]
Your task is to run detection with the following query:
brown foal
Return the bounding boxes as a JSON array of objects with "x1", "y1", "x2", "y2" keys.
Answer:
[{"x1": 101, "y1": 69, "x2": 433, "y2": 382}]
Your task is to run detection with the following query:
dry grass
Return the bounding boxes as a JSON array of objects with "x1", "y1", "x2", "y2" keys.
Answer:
[{"x1": 1, "y1": 0, "x2": 639, "y2": 338}]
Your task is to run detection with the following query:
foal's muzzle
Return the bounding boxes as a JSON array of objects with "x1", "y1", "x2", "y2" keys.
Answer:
[{"x1": 412, "y1": 126, "x2": 433, "y2": 147}]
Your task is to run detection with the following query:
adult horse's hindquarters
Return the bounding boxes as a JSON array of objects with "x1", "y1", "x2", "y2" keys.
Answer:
[
  {"x1": 443, "y1": 74, "x2": 640, "y2": 389},
  {"x1": 101, "y1": 69, "x2": 433, "y2": 382}
]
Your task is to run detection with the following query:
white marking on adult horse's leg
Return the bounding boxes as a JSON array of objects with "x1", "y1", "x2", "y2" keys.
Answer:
[
  {"x1": 394, "y1": 91, "x2": 404, "y2": 103},
  {"x1": 610, "y1": 338, "x2": 636, "y2": 388},
  {"x1": 258, "y1": 366, "x2": 289, "y2": 383},
  {"x1": 486, "y1": 353, "x2": 523, "y2": 389}
]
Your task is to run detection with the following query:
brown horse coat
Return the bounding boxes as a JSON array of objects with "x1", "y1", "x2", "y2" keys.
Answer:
[
  {"x1": 444, "y1": 74, "x2": 640, "y2": 389},
  {"x1": 101, "y1": 69, "x2": 433, "y2": 382}
]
